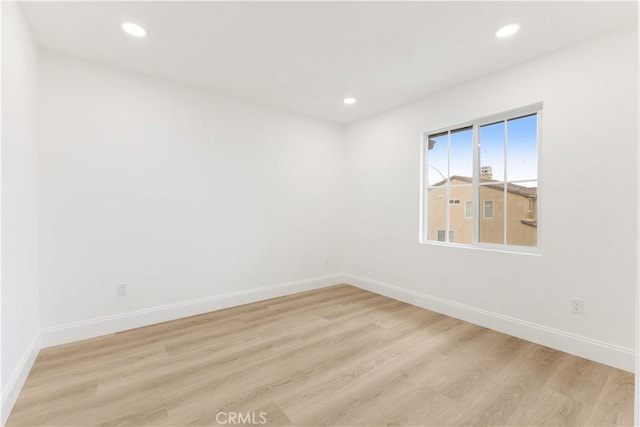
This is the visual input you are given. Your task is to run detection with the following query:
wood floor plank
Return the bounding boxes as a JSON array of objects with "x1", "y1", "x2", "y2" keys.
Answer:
[
  {"x1": 504, "y1": 387, "x2": 587, "y2": 426},
  {"x1": 457, "y1": 344, "x2": 566, "y2": 426},
  {"x1": 547, "y1": 355, "x2": 612, "y2": 407},
  {"x1": 585, "y1": 369, "x2": 635, "y2": 426},
  {"x1": 164, "y1": 323, "x2": 388, "y2": 424},
  {"x1": 6, "y1": 285, "x2": 634, "y2": 427}
]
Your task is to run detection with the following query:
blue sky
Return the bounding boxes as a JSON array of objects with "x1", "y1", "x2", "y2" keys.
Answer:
[{"x1": 427, "y1": 114, "x2": 537, "y2": 186}]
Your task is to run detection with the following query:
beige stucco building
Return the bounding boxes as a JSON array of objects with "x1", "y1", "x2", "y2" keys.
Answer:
[{"x1": 427, "y1": 176, "x2": 537, "y2": 247}]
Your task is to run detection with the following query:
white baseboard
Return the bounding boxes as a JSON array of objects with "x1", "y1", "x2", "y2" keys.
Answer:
[
  {"x1": 1, "y1": 333, "x2": 40, "y2": 426},
  {"x1": 41, "y1": 273, "x2": 345, "y2": 349},
  {"x1": 345, "y1": 273, "x2": 635, "y2": 372}
]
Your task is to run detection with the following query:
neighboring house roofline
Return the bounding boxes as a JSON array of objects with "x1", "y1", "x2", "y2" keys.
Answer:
[{"x1": 431, "y1": 175, "x2": 537, "y2": 198}]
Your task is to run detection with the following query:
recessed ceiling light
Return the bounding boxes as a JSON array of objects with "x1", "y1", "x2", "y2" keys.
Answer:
[
  {"x1": 122, "y1": 22, "x2": 147, "y2": 38},
  {"x1": 343, "y1": 97, "x2": 357, "y2": 105},
  {"x1": 495, "y1": 23, "x2": 520, "y2": 38}
]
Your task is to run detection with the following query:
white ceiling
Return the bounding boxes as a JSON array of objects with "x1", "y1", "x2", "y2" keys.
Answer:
[{"x1": 21, "y1": 1, "x2": 637, "y2": 124}]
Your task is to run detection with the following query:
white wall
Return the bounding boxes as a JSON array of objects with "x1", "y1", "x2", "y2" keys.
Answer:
[
  {"x1": 343, "y1": 26, "x2": 638, "y2": 371},
  {"x1": 37, "y1": 51, "x2": 345, "y2": 344},
  {"x1": 1, "y1": 1, "x2": 41, "y2": 422}
]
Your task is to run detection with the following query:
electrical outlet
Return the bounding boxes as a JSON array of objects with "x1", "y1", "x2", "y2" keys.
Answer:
[
  {"x1": 117, "y1": 282, "x2": 127, "y2": 297},
  {"x1": 570, "y1": 298, "x2": 583, "y2": 314}
]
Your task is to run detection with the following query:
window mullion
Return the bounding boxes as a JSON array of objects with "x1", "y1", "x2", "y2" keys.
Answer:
[
  {"x1": 472, "y1": 125, "x2": 479, "y2": 245},
  {"x1": 420, "y1": 133, "x2": 428, "y2": 242},
  {"x1": 446, "y1": 131, "x2": 451, "y2": 242},
  {"x1": 503, "y1": 119, "x2": 508, "y2": 245}
]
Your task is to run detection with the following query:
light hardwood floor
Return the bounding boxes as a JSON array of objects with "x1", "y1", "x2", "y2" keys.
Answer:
[{"x1": 7, "y1": 285, "x2": 634, "y2": 426}]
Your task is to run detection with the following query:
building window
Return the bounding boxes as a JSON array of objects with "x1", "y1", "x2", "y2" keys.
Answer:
[
  {"x1": 437, "y1": 230, "x2": 454, "y2": 242},
  {"x1": 484, "y1": 201, "x2": 494, "y2": 219},
  {"x1": 421, "y1": 104, "x2": 540, "y2": 250}
]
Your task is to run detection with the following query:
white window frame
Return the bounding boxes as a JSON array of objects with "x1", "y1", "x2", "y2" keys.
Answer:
[{"x1": 419, "y1": 103, "x2": 542, "y2": 255}]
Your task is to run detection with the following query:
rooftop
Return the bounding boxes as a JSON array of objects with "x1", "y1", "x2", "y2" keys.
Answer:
[{"x1": 432, "y1": 176, "x2": 537, "y2": 198}]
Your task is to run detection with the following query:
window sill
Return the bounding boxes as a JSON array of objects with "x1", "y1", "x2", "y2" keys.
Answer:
[{"x1": 418, "y1": 240, "x2": 541, "y2": 256}]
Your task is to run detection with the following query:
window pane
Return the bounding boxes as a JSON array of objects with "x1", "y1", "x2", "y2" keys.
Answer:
[
  {"x1": 427, "y1": 132, "x2": 448, "y2": 186},
  {"x1": 449, "y1": 185, "x2": 473, "y2": 244},
  {"x1": 479, "y1": 121, "x2": 504, "y2": 182},
  {"x1": 465, "y1": 201, "x2": 472, "y2": 218},
  {"x1": 507, "y1": 114, "x2": 537, "y2": 181},
  {"x1": 506, "y1": 181, "x2": 537, "y2": 247},
  {"x1": 484, "y1": 201, "x2": 494, "y2": 218},
  {"x1": 450, "y1": 127, "x2": 472, "y2": 184},
  {"x1": 426, "y1": 187, "x2": 447, "y2": 241},
  {"x1": 437, "y1": 230, "x2": 446, "y2": 242},
  {"x1": 449, "y1": 230, "x2": 455, "y2": 243},
  {"x1": 479, "y1": 184, "x2": 504, "y2": 244}
]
